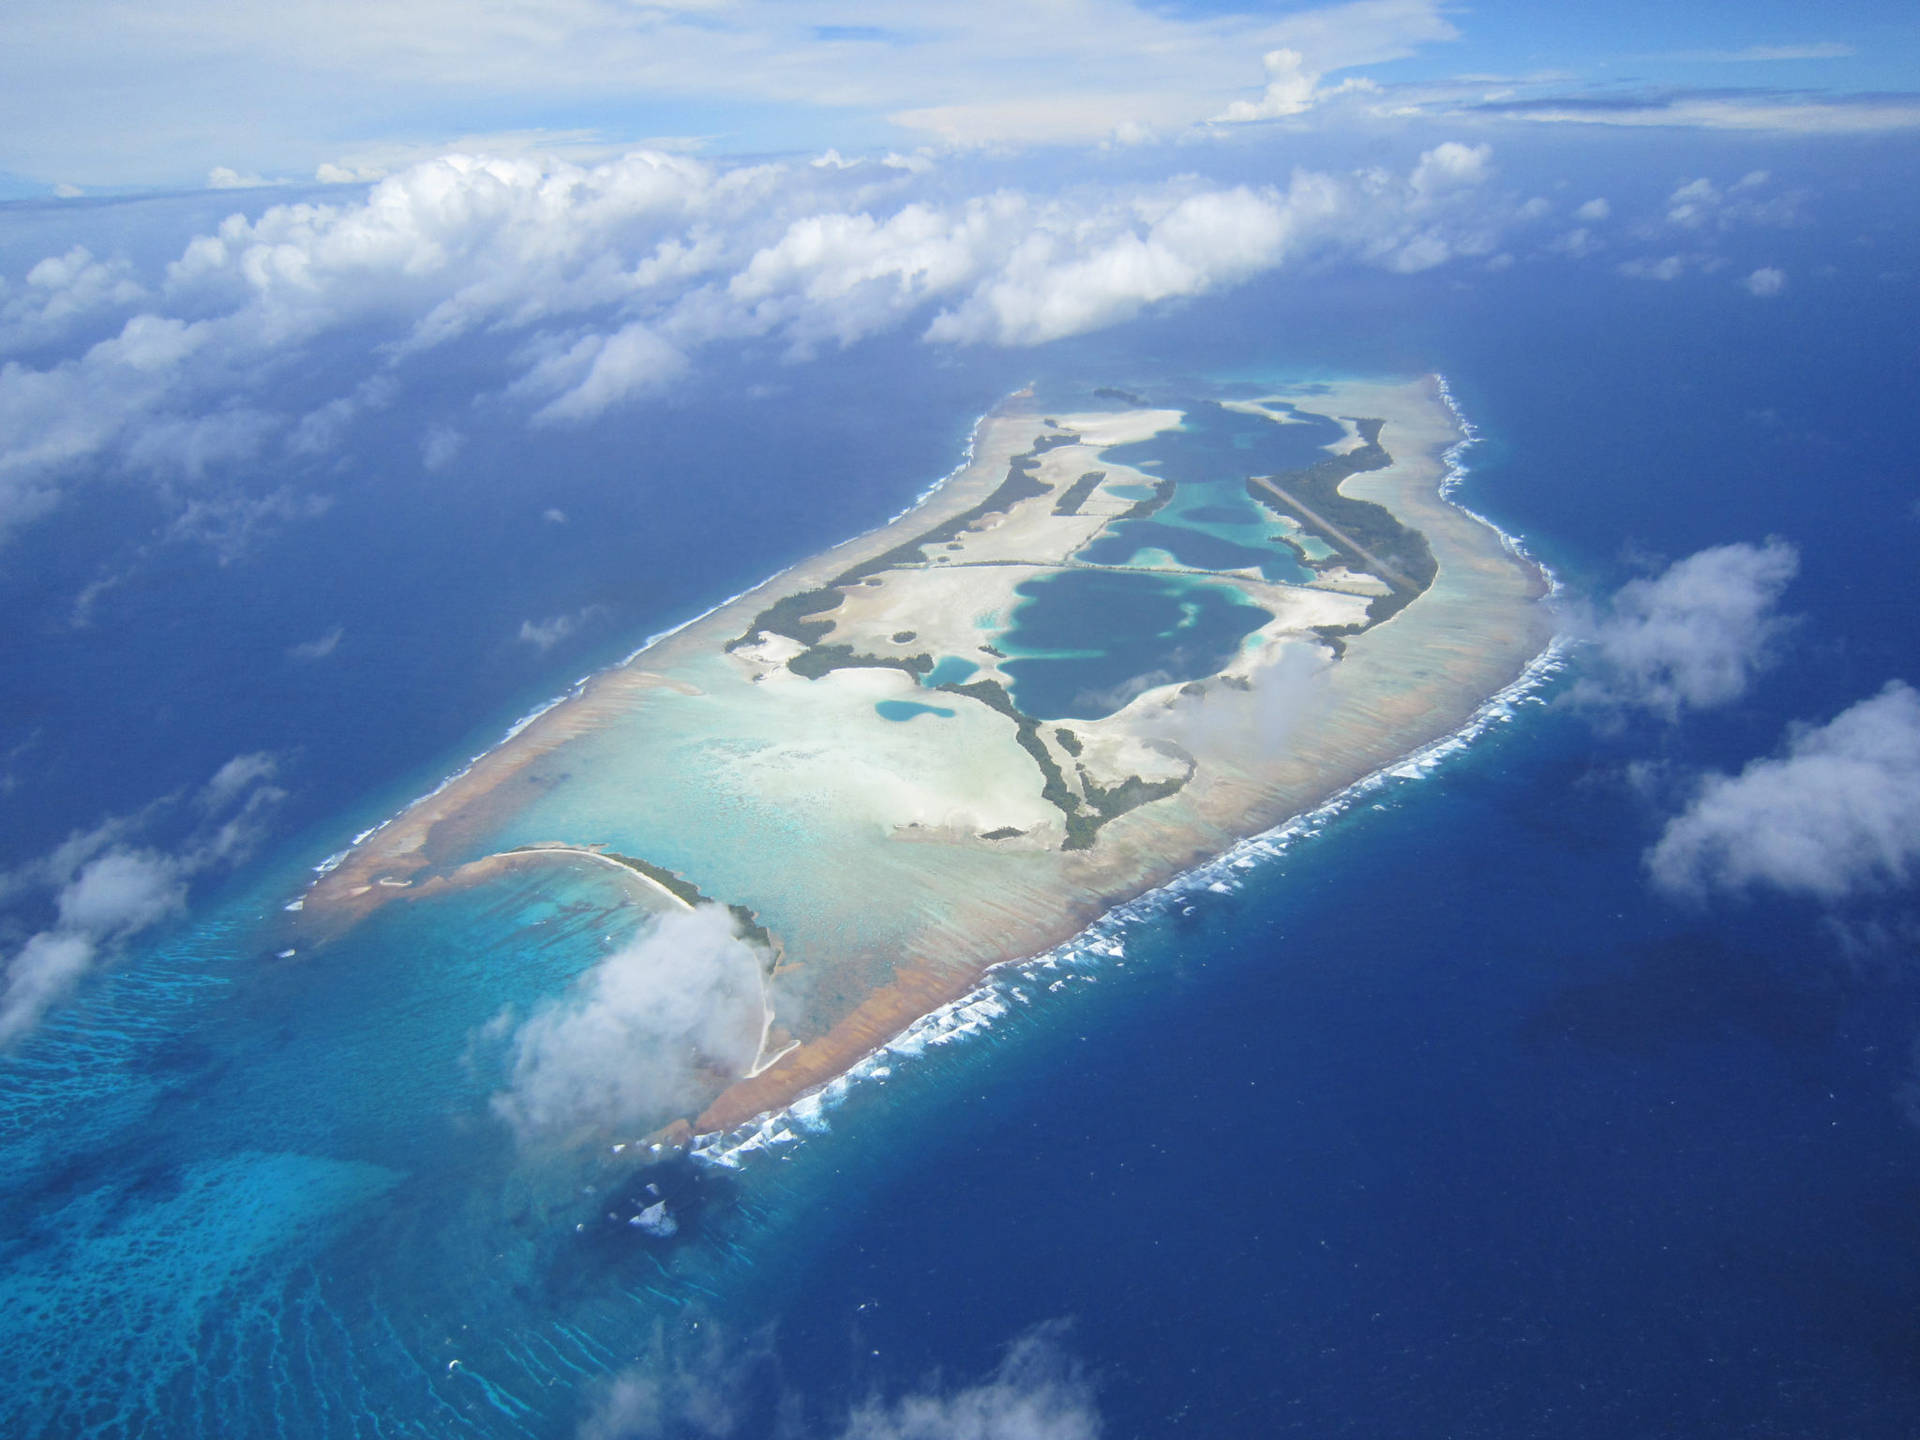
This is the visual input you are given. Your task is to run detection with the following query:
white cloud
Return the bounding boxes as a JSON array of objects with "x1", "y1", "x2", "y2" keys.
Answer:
[
  {"x1": 1618, "y1": 253, "x2": 1704, "y2": 281},
  {"x1": 54, "y1": 850, "x2": 186, "y2": 935},
  {"x1": 165, "y1": 486, "x2": 333, "y2": 563},
  {"x1": 287, "y1": 625, "x2": 344, "y2": 660},
  {"x1": 1574, "y1": 197, "x2": 1610, "y2": 222},
  {"x1": 1573, "y1": 539, "x2": 1799, "y2": 719},
  {"x1": 0, "y1": 754, "x2": 285, "y2": 1044},
  {"x1": 0, "y1": 140, "x2": 1540, "y2": 543},
  {"x1": 420, "y1": 421, "x2": 464, "y2": 470},
  {"x1": 1461, "y1": 94, "x2": 1920, "y2": 135},
  {"x1": 1548, "y1": 226, "x2": 1603, "y2": 258},
  {"x1": 840, "y1": 1324, "x2": 1099, "y2": 1440},
  {"x1": 516, "y1": 605, "x2": 605, "y2": 651},
  {"x1": 206, "y1": 166, "x2": 275, "y2": 190},
  {"x1": 1409, "y1": 140, "x2": 1490, "y2": 197},
  {"x1": 2, "y1": 0, "x2": 1463, "y2": 185},
  {"x1": 490, "y1": 904, "x2": 770, "y2": 1143},
  {"x1": 1213, "y1": 49, "x2": 1324, "y2": 123},
  {"x1": 198, "y1": 750, "x2": 279, "y2": 812},
  {"x1": 1, "y1": 246, "x2": 146, "y2": 353},
  {"x1": 1743, "y1": 266, "x2": 1786, "y2": 297},
  {"x1": 527, "y1": 323, "x2": 688, "y2": 423},
  {"x1": 1649, "y1": 682, "x2": 1920, "y2": 901},
  {"x1": 0, "y1": 933, "x2": 97, "y2": 1047},
  {"x1": 1666, "y1": 43, "x2": 1856, "y2": 64}
]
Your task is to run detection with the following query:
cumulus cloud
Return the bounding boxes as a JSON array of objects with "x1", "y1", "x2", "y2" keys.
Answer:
[
  {"x1": 0, "y1": 139, "x2": 1530, "y2": 543},
  {"x1": 490, "y1": 904, "x2": 771, "y2": 1143},
  {"x1": 1572, "y1": 539, "x2": 1799, "y2": 719},
  {"x1": 0, "y1": 245, "x2": 146, "y2": 352},
  {"x1": 1408, "y1": 140, "x2": 1490, "y2": 197},
  {"x1": 1574, "y1": 197, "x2": 1610, "y2": 222},
  {"x1": 1743, "y1": 266, "x2": 1787, "y2": 297},
  {"x1": 1213, "y1": 49, "x2": 1325, "y2": 123},
  {"x1": 527, "y1": 324, "x2": 689, "y2": 423},
  {"x1": 1662, "y1": 170, "x2": 1800, "y2": 232},
  {"x1": 1648, "y1": 682, "x2": 1920, "y2": 902},
  {"x1": 0, "y1": 754, "x2": 285, "y2": 1044}
]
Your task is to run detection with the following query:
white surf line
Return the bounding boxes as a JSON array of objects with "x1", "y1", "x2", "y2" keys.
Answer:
[{"x1": 692, "y1": 378, "x2": 1573, "y2": 1170}]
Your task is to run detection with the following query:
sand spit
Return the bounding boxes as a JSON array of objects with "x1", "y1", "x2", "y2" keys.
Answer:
[{"x1": 302, "y1": 376, "x2": 1553, "y2": 1140}]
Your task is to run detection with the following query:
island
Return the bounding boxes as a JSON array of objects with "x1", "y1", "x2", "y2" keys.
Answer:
[{"x1": 300, "y1": 376, "x2": 1553, "y2": 1145}]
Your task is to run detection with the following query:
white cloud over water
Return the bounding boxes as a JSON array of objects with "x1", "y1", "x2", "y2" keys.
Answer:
[
  {"x1": 839, "y1": 1325, "x2": 1099, "y2": 1440},
  {"x1": 517, "y1": 605, "x2": 606, "y2": 652},
  {"x1": 578, "y1": 1321, "x2": 1100, "y2": 1440},
  {"x1": 1572, "y1": 539, "x2": 1799, "y2": 719},
  {"x1": 491, "y1": 904, "x2": 770, "y2": 1143},
  {"x1": 1648, "y1": 681, "x2": 1920, "y2": 902},
  {"x1": 0, "y1": 141, "x2": 1526, "y2": 544},
  {"x1": 0, "y1": 754, "x2": 285, "y2": 1044}
]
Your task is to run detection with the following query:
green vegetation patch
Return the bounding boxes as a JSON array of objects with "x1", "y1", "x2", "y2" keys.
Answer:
[
  {"x1": 788, "y1": 646, "x2": 933, "y2": 681},
  {"x1": 727, "y1": 587, "x2": 845, "y2": 651},
  {"x1": 507, "y1": 848, "x2": 777, "y2": 960},
  {"x1": 1120, "y1": 478, "x2": 1176, "y2": 521},
  {"x1": 936, "y1": 677, "x2": 1081, "y2": 823},
  {"x1": 1052, "y1": 471, "x2": 1107, "y2": 517},
  {"x1": 1243, "y1": 418, "x2": 1436, "y2": 626},
  {"x1": 833, "y1": 433, "x2": 1074, "y2": 586},
  {"x1": 738, "y1": 433, "x2": 1080, "y2": 677},
  {"x1": 933, "y1": 678, "x2": 1188, "y2": 852}
]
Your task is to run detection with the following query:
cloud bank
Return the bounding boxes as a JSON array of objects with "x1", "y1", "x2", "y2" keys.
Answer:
[
  {"x1": 1573, "y1": 539, "x2": 1799, "y2": 719},
  {"x1": 1, "y1": 0, "x2": 1471, "y2": 185},
  {"x1": 0, "y1": 141, "x2": 1521, "y2": 544},
  {"x1": 491, "y1": 904, "x2": 771, "y2": 1143},
  {"x1": 1648, "y1": 681, "x2": 1920, "y2": 902}
]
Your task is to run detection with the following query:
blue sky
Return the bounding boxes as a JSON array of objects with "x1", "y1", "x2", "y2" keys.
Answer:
[{"x1": 1, "y1": 0, "x2": 1915, "y2": 192}]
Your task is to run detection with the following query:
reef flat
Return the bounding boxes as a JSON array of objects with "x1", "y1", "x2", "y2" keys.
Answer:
[{"x1": 303, "y1": 376, "x2": 1552, "y2": 1139}]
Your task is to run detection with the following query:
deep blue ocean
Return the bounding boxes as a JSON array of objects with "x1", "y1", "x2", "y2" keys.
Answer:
[{"x1": 3, "y1": 161, "x2": 1920, "y2": 1437}]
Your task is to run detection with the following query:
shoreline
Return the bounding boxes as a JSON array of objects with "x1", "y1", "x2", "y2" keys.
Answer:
[
  {"x1": 298, "y1": 372, "x2": 1556, "y2": 1145},
  {"x1": 695, "y1": 629, "x2": 1571, "y2": 1167}
]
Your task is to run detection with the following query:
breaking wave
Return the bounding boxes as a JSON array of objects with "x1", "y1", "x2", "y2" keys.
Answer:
[{"x1": 693, "y1": 376, "x2": 1571, "y2": 1169}]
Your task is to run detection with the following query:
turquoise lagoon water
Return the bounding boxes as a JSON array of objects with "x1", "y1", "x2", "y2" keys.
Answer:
[
  {"x1": 0, "y1": 858, "x2": 761, "y2": 1437},
  {"x1": 874, "y1": 700, "x2": 955, "y2": 722}
]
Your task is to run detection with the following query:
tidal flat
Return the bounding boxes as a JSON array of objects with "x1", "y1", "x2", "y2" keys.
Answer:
[{"x1": 305, "y1": 375, "x2": 1554, "y2": 1140}]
